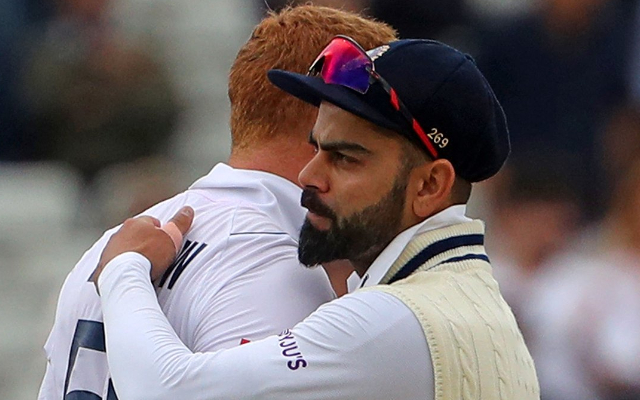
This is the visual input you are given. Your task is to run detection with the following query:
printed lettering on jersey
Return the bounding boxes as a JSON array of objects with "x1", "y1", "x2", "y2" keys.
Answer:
[
  {"x1": 278, "y1": 329, "x2": 307, "y2": 370},
  {"x1": 158, "y1": 239, "x2": 208, "y2": 289},
  {"x1": 64, "y1": 319, "x2": 118, "y2": 399}
]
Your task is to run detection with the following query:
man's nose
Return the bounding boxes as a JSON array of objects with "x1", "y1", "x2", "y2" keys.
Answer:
[{"x1": 298, "y1": 153, "x2": 329, "y2": 193}]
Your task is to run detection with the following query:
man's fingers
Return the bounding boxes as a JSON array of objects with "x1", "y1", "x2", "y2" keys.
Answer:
[
  {"x1": 168, "y1": 206, "x2": 194, "y2": 235},
  {"x1": 161, "y1": 206, "x2": 194, "y2": 252},
  {"x1": 136, "y1": 216, "x2": 162, "y2": 227}
]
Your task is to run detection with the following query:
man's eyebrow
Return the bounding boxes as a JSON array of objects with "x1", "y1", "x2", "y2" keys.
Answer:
[{"x1": 308, "y1": 131, "x2": 371, "y2": 154}]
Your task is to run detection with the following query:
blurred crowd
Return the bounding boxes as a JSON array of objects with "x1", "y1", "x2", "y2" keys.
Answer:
[
  {"x1": 1, "y1": 0, "x2": 255, "y2": 227},
  {"x1": 2, "y1": 0, "x2": 640, "y2": 399}
]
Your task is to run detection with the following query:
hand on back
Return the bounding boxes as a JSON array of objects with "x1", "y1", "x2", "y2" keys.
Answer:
[{"x1": 92, "y1": 206, "x2": 195, "y2": 289}]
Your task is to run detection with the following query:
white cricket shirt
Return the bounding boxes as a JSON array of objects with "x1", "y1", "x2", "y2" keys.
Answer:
[
  {"x1": 38, "y1": 163, "x2": 335, "y2": 399},
  {"x1": 98, "y1": 206, "x2": 470, "y2": 400}
]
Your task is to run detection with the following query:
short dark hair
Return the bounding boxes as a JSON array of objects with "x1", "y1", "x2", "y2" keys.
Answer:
[{"x1": 451, "y1": 177, "x2": 472, "y2": 204}]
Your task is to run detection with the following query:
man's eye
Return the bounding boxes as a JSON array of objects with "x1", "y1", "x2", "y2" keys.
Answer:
[{"x1": 332, "y1": 152, "x2": 357, "y2": 164}]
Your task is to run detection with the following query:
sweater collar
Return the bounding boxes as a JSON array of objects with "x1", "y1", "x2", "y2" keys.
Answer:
[{"x1": 381, "y1": 220, "x2": 487, "y2": 285}]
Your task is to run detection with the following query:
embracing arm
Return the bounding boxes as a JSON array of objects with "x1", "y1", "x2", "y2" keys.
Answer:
[
  {"x1": 95, "y1": 208, "x2": 433, "y2": 400},
  {"x1": 100, "y1": 253, "x2": 266, "y2": 399},
  {"x1": 99, "y1": 253, "x2": 433, "y2": 400}
]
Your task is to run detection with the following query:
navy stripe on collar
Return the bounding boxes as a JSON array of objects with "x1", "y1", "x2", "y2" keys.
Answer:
[
  {"x1": 388, "y1": 234, "x2": 484, "y2": 284},
  {"x1": 437, "y1": 253, "x2": 490, "y2": 266}
]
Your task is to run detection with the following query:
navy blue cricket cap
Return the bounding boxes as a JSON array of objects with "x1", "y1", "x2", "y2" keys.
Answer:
[{"x1": 267, "y1": 38, "x2": 510, "y2": 182}]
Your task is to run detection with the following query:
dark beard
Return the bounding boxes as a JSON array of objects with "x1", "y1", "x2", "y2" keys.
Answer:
[{"x1": 298, "y1": 175, "x2": 408, "y2": 270}]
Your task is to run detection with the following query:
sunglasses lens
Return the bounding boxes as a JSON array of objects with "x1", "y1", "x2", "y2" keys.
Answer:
[
  {"x1": 310, "y1": 37, "x2": 372, "y2": 93},
  {"x1": 308, "y1": 37, "x2": 439, "y2": 158}
]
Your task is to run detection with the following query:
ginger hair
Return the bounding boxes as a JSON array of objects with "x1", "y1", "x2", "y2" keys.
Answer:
[{"x1": 228, "y1": 5, "x2": 397, "y2": 152}]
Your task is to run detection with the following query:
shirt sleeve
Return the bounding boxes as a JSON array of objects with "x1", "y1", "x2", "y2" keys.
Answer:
[{"x1": 99, "y1": 252, "x2": 434, "y2": 400}]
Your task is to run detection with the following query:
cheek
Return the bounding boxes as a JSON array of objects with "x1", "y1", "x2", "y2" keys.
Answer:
[{"x1": 329, "y1": 172, "x2": 396, "y2": 217}]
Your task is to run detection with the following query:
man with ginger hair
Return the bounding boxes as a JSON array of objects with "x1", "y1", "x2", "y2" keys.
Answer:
[{"x1": 37, "y1": 6, "x2": 396, "y2": 399}]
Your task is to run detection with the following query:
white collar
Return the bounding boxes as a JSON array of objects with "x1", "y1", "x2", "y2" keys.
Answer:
[
  {"x1": 347, "y1": 205, "x2": 471, "y2": 292},
  {"x1": 189, "y1": 163, "x2": 304, "y2": 238}
]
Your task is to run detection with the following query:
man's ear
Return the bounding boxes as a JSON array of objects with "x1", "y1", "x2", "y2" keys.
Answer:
[{"x1": 411, "y1": 159, "x2": 456, "y2": 218}]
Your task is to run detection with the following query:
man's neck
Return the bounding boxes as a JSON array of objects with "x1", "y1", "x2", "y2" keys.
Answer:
[{"x1": 228, "y1": 139, "x2": 313, "y2": 186}]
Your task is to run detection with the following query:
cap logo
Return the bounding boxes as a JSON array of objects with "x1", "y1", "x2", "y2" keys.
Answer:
[
  {"x1": 366, "y1": 45, "x2": 390, "y2": 62},
  {"x1": 427, "y1": 128, "x2": 449, "y2": 148}
]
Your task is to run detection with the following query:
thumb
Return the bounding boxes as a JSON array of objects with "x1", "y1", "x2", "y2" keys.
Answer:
[
  {"x1": 161, "y1": 206, "x2": 195, "y2": 252},
  {"x1": 169, "y1": 206, "x2": 195, "y2": 235}
]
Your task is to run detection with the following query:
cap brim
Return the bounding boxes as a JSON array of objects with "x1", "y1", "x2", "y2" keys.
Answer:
[{"x1": 268, "y1": 69, "x2": 404, "y2": 134}]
